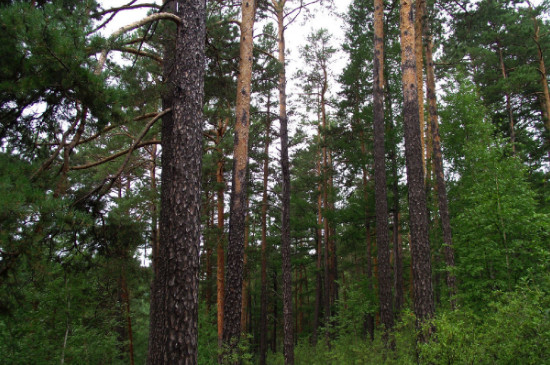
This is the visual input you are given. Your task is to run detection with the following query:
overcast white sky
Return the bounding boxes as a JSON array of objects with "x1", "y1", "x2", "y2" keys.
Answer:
[{"x1": 100, "y1": 0, "x2": 352, "y2": 113}]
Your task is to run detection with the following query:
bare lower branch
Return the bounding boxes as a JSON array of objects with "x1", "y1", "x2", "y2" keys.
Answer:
[
  {"x1": 72, "y1": 109, "x2": 169, "y2": 205},
  {"x1": 95, "y1": 13, "x2": 181, "y2": 74},
  {"x1": 70, "y1": 140, "x2": 160, "y2": 171},
  {"x1": 93, "y1": 3, "x2": 160, "y2": 18},
  {"x1": 112, "y1": 47, "x2": 163, "y2": 64}
]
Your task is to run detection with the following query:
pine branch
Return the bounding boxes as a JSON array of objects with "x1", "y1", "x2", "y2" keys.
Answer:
[
  {"x1": 72, "y1": 109, "x2": 169, "y2": 204},
  {"x1": 70, "y1": 140, "x2": 160, "y2": 171},
  {"x1": 95, "y1": 13, "x2": 181, "y2": 75}
]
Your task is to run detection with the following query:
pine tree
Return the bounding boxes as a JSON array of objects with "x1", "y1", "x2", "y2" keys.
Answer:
[
  {"x1": 147, "y1": 0, "x2": 206, "y2": 362},
  {"x1": 400, "y1": 0, "x2": 434, "y2": 325},
  {"x1": 223, "y1": 0, "x2": 257, "y2": 355},
  {"x1": 373, "y1": 0, "x2": 394, "y2": 335}
]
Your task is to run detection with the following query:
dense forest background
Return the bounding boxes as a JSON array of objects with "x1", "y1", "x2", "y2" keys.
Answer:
[{"x1": 1, "y1": 0, "x2": 549, "y2": 364}]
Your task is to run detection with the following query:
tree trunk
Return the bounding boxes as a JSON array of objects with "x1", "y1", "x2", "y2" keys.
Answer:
[
  {"x1": 373, "y1": 0, "x2": 394, "y2": 336},
  {"x1": 274, "y1": 2, "x2": 295, "y2": 362},
  {"x1": 147, "y1": 0, "x2": 206, "y2": 362},
  {"x1": 260, "y1": 94, "x2": 271, "y2": 365},
  {"x1": 223, "y1": 0, "x2": 256, "y2": 353},
  {"x1": 415, "y1": 0, "x2": 426, "y2": 177},
  {"x1": 528, "y1": 1, "x2": 550, "y2": 151},
  {"x1": 147, "y1": 0, "x2": 174, "y2": 359},
  {"x1": 312, "y1": 123, "x2": 324, "y2": 346},
  {"x1": 399, "y1": 0, "x2": 435, "y2": 326},
  {"x1": 241, "y1": 197, "x2": 251, "y2": 332},
  {"x1": 272, "y1": 270, "x2": 278, "y2": 353},
  {"x1": 365, "y1": 218, "x2": 374, "y2": 341},
  {"x1": 422, "y1": 0, "x2": 457, "y2": 307},
  {"x1": 385, "y1": 82, "x2": 404, "y2": 315},
  {"x1": 216, "y1": 144, "x2": 226, "y2": 354}
]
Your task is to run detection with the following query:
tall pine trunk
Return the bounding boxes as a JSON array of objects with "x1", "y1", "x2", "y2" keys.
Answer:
[
  {"x1": 275, "y1": 3, "x2": 295, "y2": 362},
  {"x1": 223, "y1": 0, "x2": 256, "y2": 353},
  {"x1": 399, "y1": 0, "x2": 435, "y2": 325},
  {"x1": 259, "y1": 94, "x2": 271, "y2": 365},
  {"x1": 415, "y1": 0, "x2": 426, "y2": 177},
  {"x1": 147, "y1": 0, "x2": 206, "y2": 362},
  {"x1": 373, "y1": 0, "x2": 394, "y2": 335}
]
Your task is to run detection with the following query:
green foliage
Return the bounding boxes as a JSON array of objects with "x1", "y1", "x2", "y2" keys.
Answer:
[
  {"x1": 0, "y1": 1, "x2": 126, "y2": 153},
  {"x1": 441, "y1": 75, "x2": 550, "y2": 309},
  {"x1": 197, "y1": 304, "x2": 219, "y2": 365},
  {"x1": 419, "y1": 277, "x2": 550, "y2": 364}
]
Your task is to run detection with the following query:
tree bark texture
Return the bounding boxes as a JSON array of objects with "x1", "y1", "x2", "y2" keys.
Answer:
[
  {"x1": 373, "y1": 0, "x2": 394, "y2": 335},
  {"x1": 275, "y1": 2, "x2": 295, "y2": 362},
  {"x1": 414, "y1": 0, "x2": 426, "y2": 177},
  {"x1": 241, "y1": 198, "x2": 251, "y2": 332},
  {"x1": 422, "y1": 0, "x2": 457, "y2": 307},
  {"x1": 223, "y1": 0, "x2": 256, "y2": 351},
  {"x1": 148, "y1": 0, "x2": 174, "y2": 361},
  {"x1": 147, "y1": 0, "x2": 206, "y2": 363},
  {"x1": 399, "y1": 0, "x2": 435, "y2": 324}
]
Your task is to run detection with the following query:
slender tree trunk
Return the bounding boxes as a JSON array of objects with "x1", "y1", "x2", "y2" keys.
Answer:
[
  {"x1": 360, "y1": 132, "x2": 375, "y2": 338},
  {"x1": 373, "y1": 0, "x2": 394, "y2": 335},
  {"x1": 260, "y1": 95, "x2": 271, "y2": 365},
  {"x1": 274, "y1": 3, "x2": 295, "y2": 362},
  {"x1": 385, "y1": 83, "x2": 404, "y2": 315},
  {"x1": 147, "y1": 0, "x2": 174, "y2": 358},
  {"x1": 496, "y1": 40, "x2": 516, "y2": 154},
  {"x1": 393, "y1": 210, "x2": 404, "y2": 312},
  {"x1": 312, "y1": 118, "x2": 324, "y2": 344},
  {"x1": 313, "y1": 123, "x2": 324, "y2": 346},
  {"x1": 320, "y1": 60, "x2": 338, "y2": 317},
  {"x1": 422, "y1": 0, "x2": 457, "y2": 307},
  {"x1": 216, "y1": 148, "x2": 226, "y2": 353},
  {"x1": 272, "y1": 270, "x2": 278, "y2": 353},
  {"x1": 241, "y1": 198, "x2": 251, "y2": 332},
  {"x1": 399, "y1": 0, "x2": 435, "y2": 326},
  {"x1": 415, "y1": 0, "x2": 426, "y2": 177},
  {"x1": 365, "y1": 213, "x2": 374, "y2": 341},
  {"x1": 223, "y1": 0, "x2": 256, "y2": 352},
  {"x1": 528, "y1": 1, "x2": 550, "y2": 151},
  {"x1": 327, "y1": 151, "x2": 338, "y2": 310},
  {"x1": 147, "y1": 0, "x2": 206, "y2": 362}
]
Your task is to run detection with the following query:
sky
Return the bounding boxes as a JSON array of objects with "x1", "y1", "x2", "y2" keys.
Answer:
[{"x1": 100, "y1": 0, "x2": 353, "y2": 113}]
